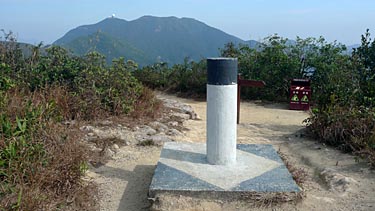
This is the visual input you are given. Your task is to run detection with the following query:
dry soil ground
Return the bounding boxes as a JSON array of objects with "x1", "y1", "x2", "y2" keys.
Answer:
[{"x1": 86, "y1": 94, "x2": 375, "y2": 211}]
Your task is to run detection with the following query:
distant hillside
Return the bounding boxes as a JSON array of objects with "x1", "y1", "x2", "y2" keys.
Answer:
[
  {"x1": 65, "y1": 31, "x2": 153, "y2": 64},
  {"x1": 0, "y1": 41, "x2": 35, "y2": 57},
  {"x1": 54, "y1": 16, "x2": 259, "y2": 66}
]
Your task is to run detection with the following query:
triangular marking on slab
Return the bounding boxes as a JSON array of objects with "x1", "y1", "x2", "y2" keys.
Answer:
[{"x1": 159, "y1": 142, "x2": 281, "y2": 190}]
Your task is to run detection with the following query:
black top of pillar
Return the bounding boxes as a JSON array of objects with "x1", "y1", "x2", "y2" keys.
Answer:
[{"x1": 207, "y1": 58, "x2": 238, "y2": 85}]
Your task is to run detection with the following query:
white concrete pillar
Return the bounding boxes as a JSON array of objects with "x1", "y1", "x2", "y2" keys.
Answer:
[{"x1": 206, "y1": 58, "x2": 238, "y2": 165}]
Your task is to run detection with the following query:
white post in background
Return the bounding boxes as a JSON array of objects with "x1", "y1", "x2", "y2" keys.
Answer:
[{"x1": 206, "y1": 58, "x2": 238, "y2": 166}]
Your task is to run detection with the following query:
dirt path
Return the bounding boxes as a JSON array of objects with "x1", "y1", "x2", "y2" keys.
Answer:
[{"x1": 88, "y1": 94, "x2": 375, "y2": 211}]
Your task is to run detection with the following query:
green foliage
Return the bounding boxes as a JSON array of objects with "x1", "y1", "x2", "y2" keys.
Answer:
[
  {"x1": 134, "y1": 59, "x2": 207, "y2": 97},
  {"x1": 0, "y1": 63, "x2": 15, "y2": 91},
  {"x1": 300, "y1": 38, "x2": 353, "y2": 108},
  {"x1": 305, "y1": 106, "x2": 375, "y2": 166},
  {"x1": 0, "y1": 30, "x2": 162, "y2": 210},
  {"x1": 0, "y1": 34, "x2": 149, "y2": 118},
  {"x1": 0, "y1": 104, "x2": 89, "y2": 210},
  {"x1": 0, "y1": 89, "x2": 86, "y2": 210},
  {"x1": 79, "y1": 56, "x2": 143, "y2": 114},
  {"x1": 134, "y1": 62, "x2": 171, "y2": 88},
  {"x1": 304, "y1": 30, "x2": 375, "y2": 167},
  {"x1": 0, "y1": 30, "x2": 25, "y2": 73},
  {"x1": 167, "y1": 59, "x2": 207, "y2": 95},
  {"x1": 0, "y1": 102, "x2": 51, "y2": 186},
  {"x1": 352, "y1": 29, "x2": 375, "y2": 107},
  {"x1": 220, "y1": 35, "x2": 352, "y2": 102},
  {"x1": 221, "y1": 36, "x2": 301, "y2": 101},
  {"x1": 135, "y1": 34, "x2": 356, "y2": 103}
]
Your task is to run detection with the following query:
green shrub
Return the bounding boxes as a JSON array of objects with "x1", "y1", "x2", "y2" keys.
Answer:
[
  {"x1": 304, "y1": 30, "x2": 375, "y2": 167},
  {"x1": 0, "y1": 35, "x2": 155, "y2": 118},
  {"x1": 135, "y1": 59, "x2": 207, "y2": 97},
  {"x1": 0, "y1": 31, "x2": 161, "y2": 210},
  {"x1": 133, "y1": 62, "x2": 171, "y2": 88},
  {"x1": 305, "y1": 106, "x2": 375, "y2": 166},
  {"x1": 0, "y1": 63, "x2": 16, "y2": 91},
  {"x1": 220, "y1": 37, "x2": 301, "y2": 101},
  {"x1": 0, "y1": 88, "x2": 89, "y2": 210}
]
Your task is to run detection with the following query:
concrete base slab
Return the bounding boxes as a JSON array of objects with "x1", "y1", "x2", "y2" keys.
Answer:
[{"x1": 149, "y1": 142, "x2": 300, "y2": 198}]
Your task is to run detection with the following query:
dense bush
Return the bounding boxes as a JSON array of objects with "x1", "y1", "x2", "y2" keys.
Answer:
[
  {"x1": 305, "y1": 106, "x2": 375, "y2": 164},
  {"x1": 0, "y1": 31, "x2": 162, "y2": 210},
  {"x1": 0, "y1": 87, "x2": 90, "y2": 210},
  {"x1": 134, "y1": 58, "x2": 207, "y2": 97},
  {"x1": 136, "y1": 35, "x2": 351, "y2": 101},
  {"x1": 304, "y1": 30, "x2": 375, "y2": 166},
  {"x1": 133, "y1": 62, "x2": 171, "y2": 89},
  {"x1": 352, "y1": 29, "x2": 375, "y2": 107},
  {"x1": 220, "y1": 35, "x2": 353, "y2": 102},
  {"x1": 0, "y1": 37, "x2": 161, "y2": 119}
]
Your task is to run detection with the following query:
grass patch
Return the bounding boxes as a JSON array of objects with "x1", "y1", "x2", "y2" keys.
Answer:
[
  {"x1": 0, "y1": 89, "x2": 94, "y2": 210},
  {"x1": 305, "y1": 106, "x2": 375, "y2": 167},
  {"x1": 137, "y1": 139, "x2": 155, "y2": 146}
]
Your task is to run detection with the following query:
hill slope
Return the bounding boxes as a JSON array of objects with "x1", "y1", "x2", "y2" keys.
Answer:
[{"x1": 54, "y1": 16, "x2": 258, "y2": 65}]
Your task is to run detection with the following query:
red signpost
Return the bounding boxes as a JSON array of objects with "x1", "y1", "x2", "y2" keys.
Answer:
[
  {"x1": 289, "y1": 79, "x2": 311, "y2": 110},
  {"x1": 237, "y1": 74, "x2": 265, "y2": 124}
]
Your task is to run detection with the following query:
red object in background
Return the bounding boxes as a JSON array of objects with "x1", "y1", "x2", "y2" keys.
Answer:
[
  {"x1": 289, "y1": 79, "x2": 311, "y2": 110},
  {"x1": 237, "y1": 74, "x2": 265, "y2": 124}
]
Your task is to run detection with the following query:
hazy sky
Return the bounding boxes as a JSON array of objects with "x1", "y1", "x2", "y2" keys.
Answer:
[{"x1": 1, "y1": 0, "x2": 374, "y2": 45}]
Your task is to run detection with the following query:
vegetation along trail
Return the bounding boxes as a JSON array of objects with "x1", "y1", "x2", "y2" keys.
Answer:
[
  {"x1": 2, "y1": 28, "x2": 375, "y2": 211},
  {"x1": 87, "y1": 93, "x2": 375, "y2": 211}
]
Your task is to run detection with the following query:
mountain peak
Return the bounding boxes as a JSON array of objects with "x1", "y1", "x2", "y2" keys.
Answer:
[
  {"x1": 98, "y1": 17, "x2": 128, "y2": 24},
  {"x1": 135, "y1": 15, "x2": 203, "y2": 25},
  {"x1": 54, "y1": 16, "x2": 257, "y2": 66},
  {"x1": 139, "y1": 15, "x2": 180, "y2": 20}
]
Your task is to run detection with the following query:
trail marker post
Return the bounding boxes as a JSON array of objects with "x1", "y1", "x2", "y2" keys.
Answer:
[
  {"x1": 149, "y1": 58, "x2": 301, "y2": 205},
  {"x1": 206, "y1": 58, "x2": 238, "y2": 165}
]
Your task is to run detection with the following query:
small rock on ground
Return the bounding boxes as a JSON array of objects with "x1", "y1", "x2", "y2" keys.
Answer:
[
  {"x1": 148, "y1": 121, "x2": 169, "y2": 132},
  {"x1": 320, "y1": 168, "x2": 358, "y2": 193}
]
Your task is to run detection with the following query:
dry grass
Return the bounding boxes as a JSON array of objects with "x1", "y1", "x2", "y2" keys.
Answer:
[
  {"x1": 0, "y1": 122, "x2": 97, "y2": 210},
  {"x1": 305, "y1": 106, "x2": 375, "y2": 167},
  {"x1": 0, "y1": 86, "x2": 97, "y2": 210},
  {"x1": 1, "y1": 84, "x2": 163, "y2": 210},
  {"x1": 131, "y1": 87, "x2": 163, "y2": 119},
  {"x1": 277, "y1": 149, "x2": 308, "y2": 188}
]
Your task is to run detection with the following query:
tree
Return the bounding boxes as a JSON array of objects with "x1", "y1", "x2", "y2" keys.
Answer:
[{"x1": 352, "y1": 29, "x2": 375, "y2": 106}]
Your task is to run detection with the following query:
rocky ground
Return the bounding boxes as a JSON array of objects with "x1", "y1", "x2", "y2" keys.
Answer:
[{"x1": 81, "y1": 93, "x2": 375, "y2": 211}]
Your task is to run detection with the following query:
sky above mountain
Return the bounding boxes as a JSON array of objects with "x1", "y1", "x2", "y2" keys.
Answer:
[{"x1": 1, "y1": 0, "x2": 374, "y2": 45}]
